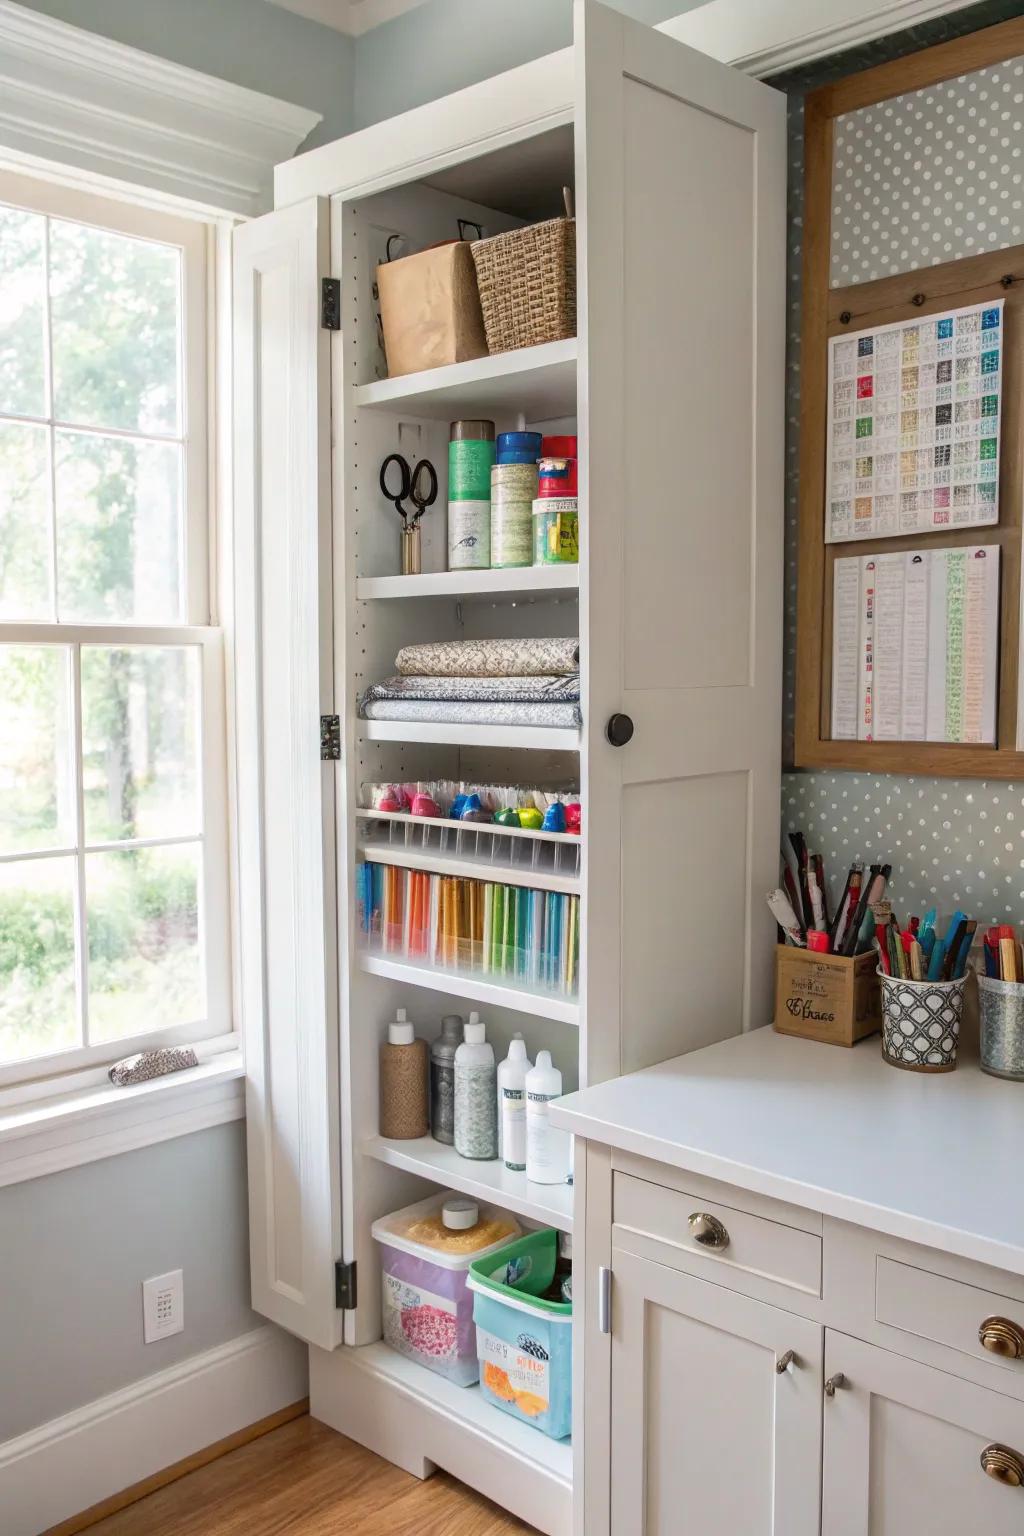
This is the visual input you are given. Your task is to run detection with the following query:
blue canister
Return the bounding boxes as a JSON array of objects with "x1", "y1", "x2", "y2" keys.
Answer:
[{"x1": 496, "y1": 431, "x2": 542, "y2": 465}]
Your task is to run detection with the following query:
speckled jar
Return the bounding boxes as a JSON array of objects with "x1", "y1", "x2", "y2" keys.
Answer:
[{"x1": 978, "y1": 974, "x2": 1024, "y2": 1081}]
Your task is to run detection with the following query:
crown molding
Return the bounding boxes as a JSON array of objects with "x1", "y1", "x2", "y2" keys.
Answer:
[
  {"x1": 658, "y1": 0, "x2": 971, "y2": 78},
  {"x1": 266, "y1": 0, "x2": 430, "y2": 36},
  {"x1": 0, "y1": 0, "x2": 322, "y2": 217}
]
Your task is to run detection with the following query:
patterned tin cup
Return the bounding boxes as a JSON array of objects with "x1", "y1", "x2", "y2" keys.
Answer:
[
  {"x1": 977, "y1": 973, "x2": 1024, "y2": 1082},
  {"x1": 878, "y1": 969, "x2": 969, "y2": 1073}
]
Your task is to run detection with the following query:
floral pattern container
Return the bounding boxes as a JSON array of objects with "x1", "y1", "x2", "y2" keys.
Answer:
[{"x1": 372, "y1": 1193, "x2": 519, "y2": 1386}]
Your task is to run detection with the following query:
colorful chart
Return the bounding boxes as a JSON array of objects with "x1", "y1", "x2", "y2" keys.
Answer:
[{"x1": 825, "y1": 300, "x2": 1003, "y2": 543}]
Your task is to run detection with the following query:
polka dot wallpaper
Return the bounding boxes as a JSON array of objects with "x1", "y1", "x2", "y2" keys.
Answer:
[
  {"x1": 777, "y1": 1, "x2": 1024, "y2": 922},
  {"x1": 831, "y1": 58, "x2": 1024, "y2": 286}
]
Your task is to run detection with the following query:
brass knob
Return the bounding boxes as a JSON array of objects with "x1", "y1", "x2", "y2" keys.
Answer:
[
  {"x1": 980, "y1": 1444, "x2": 1024, "y2": 1487},
  {"x1": 776, "y1": 1350, "x2": 798, "y2": 1374},
  {"x1": 824, "y1": 1373, "x2": 847, "y2": 1397},
  {"x1": 979, "y1": 1317, "x2": 1024, "y2": 1359},
  {"x1": 688, "y1": 1212, "x2": 729, "y2": 1250}
]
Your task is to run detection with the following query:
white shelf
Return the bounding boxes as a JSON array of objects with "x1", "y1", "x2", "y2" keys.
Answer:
[
  {"x1": 355, "y1": 1342, "x2": 573, "y2": 1484},
  {"x1": 364, "y1": 719, "x2": 580, "y2": 752},
  {"x1": 359, "y1": 953, "x2": 580, "y2": 1026},
  {"x1": 353, "y1": 338, "x2": 577, "y2": 421},
  {"x1": 357, "y1": 808, "x2": 578, "y2": 846},
  {"x1": 356, "y1": 565, "x2": 580, "y2": 602},
  {"x1": 359, "y1": 840, "x2": 580, "y2": 896},
  {"x1": 365, "y1": 1135, "x2": 574, "y2": 1231}
]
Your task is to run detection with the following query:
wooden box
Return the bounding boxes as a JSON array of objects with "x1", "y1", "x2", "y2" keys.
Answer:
[{"x1": 774, "y1": 946, "x2": 881, "y2": 1048}]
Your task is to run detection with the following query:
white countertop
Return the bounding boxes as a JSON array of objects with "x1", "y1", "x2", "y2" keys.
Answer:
[{"x1": 551, "y1": 1027, "x2": 1024, "y2": 1276}]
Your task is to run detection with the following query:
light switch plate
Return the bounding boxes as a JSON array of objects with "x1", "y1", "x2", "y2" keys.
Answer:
[{"x1": 143, "y1": 1269, "x2": 183, "y2": 1342}]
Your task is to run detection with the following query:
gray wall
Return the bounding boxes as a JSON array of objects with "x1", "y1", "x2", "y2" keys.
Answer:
[
  {"x1": 352, "y1": 0, "x2": 703, "y2": 127},
  {"x1": 0, "y1": 1122, "x2": 261, "y2": 1441},
  {"x1": 14, "y1": 0, "x2": 354, "y2": 148}
]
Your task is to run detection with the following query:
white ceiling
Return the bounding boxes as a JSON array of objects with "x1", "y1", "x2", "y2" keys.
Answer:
[{"x1": 265, "y1": 0, "x2": 430, "y2": 34}]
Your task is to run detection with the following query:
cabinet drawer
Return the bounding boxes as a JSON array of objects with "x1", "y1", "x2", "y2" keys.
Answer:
[
  {"x1": 877, "y1": 1257, "x2": 1024, "y2": 1388},
  {"x1": 613, "y1": 1172, "x2": 822, "y2": 1298}
]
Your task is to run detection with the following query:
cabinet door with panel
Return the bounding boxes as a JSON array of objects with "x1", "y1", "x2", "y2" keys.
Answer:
[
  {"x1": 608, "y1": 1248, "x2": 823, "y2": 1536},
  {"x1": 822, "y1": 1332, "x2": 1024, "y2": 1535}
]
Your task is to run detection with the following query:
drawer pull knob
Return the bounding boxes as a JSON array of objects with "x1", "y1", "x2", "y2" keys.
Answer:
[
  {"x1": 688, "y1": 1212, "x2": 729, "y2": 1250},
  {"x1": 824, "y1": 1373, "x2": 847, "y2": 1398},
  {"x1": 981, "y1": 1445, "x2": 1024, "y2": 1487},
  {"x1": 776, "y1": 1350, "x2": 798, "y2": 1374},
  {"x1": 979, "y1": 1317, "x2": 1024, "y2": 1359}
]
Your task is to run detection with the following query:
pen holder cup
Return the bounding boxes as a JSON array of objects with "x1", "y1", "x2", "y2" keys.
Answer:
[
  {"x1": 878, "y1": 969, "x2": 969, "y2": 1073},
  {"x1": 977, "y1": 973, "x2": 1024, "y2": 1081},
  {"x1": 774, "y1": 947, "x2": 881, "y2": 1048}
]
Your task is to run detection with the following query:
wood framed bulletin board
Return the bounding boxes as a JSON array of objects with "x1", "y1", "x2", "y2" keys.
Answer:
[{"x1": 796, "y1": 17, "x2": 1024, "y2": 778}]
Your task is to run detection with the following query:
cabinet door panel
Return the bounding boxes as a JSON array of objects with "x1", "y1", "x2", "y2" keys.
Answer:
[
  {"x1": 233, "y1": 198, "x2": 342, "y2": 1350},
  {"x1": 823, "y1": 1332, "x2": 1024, "y2": 1535},
  {"x1": 576, "y1": 0, "x2": 787, "y2": 1082},
  {"x1": 610, "y1": 1248, "x2": 822, "y2": 1535}
]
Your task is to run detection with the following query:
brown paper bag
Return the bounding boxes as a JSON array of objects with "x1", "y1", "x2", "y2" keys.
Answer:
[{"x1": 377, "y1": 242, "x2": 487, "y2": 378}]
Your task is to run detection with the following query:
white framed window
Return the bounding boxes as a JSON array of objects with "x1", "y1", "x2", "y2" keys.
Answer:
[{"x1": 0, "y1": 167, "x2": 232, "y2": 1090}]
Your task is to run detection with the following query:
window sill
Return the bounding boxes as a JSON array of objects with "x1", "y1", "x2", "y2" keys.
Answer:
[{"x1": 0, "y1": 1049, "x2": 245, "y2": 1187}]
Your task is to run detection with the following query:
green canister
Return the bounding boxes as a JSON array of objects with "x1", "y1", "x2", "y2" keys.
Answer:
[
  {"x1": 491, "y1": 462, "x2": 538, "y2": 569},
  {"x1": 448, "y1": 420, "x2": 495, "y2": 570}
]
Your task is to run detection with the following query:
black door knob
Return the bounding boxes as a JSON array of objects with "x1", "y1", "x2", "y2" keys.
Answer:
[{"x1": 606, "y1": 713, "x2": 634, "y2": 747}]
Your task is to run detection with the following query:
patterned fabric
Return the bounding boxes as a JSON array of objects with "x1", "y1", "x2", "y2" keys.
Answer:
[
  {"x1": 362, "y1": 674, "x2": 580, "y2": 708},
  {"x1": 108, "y1": 1046, "x2": 199, "y2": 1085},
  {"x1": 395, "y1": 637, "x2": 579, "y2": 678},
  {"x1": 362, "y1": 699, "x2": 581, "y2": 728}
]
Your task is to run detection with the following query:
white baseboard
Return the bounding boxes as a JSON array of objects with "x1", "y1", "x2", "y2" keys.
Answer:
[{"x1": 0, "y1": 1324, "x2": 309, "y2": 1536}]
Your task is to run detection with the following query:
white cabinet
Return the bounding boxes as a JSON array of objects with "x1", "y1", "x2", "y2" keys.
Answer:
[
  {"x1": 580, "y1": 1143, "x2": 1024, "y2": 1536},
  {"x1": 608, "y1": 1250, "x2": 823, "y2": 1536},
  {"x1": 232, "y1": 3, "x2": 785, "y2": 1531},
  {"x1": 822, "y1": 1333, "x2": 1024, "y2": 1536}
]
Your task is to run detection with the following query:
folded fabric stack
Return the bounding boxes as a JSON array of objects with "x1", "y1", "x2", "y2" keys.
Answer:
[{"x1": 360, "y1": 637, "x2": 581, "y2": 729}]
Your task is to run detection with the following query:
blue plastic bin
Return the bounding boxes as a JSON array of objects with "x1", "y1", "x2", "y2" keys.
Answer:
[{"x1": 467, "y1": 1228, "x2": 572, "y2": 1441}]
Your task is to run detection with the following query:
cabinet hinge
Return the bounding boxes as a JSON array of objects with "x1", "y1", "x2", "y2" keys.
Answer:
[
  {"x1": 335, "y1": 1259, "x2": 357, "y2": 1310},
  {"x1": 321, "y1": 277, "x2": 341, "y2": 330},
  {"x1": 598, "y1": 1265, "x2": 612, "y2": 1335},
  {"x1": 320, "y1": 715, "x2": 341, "y2": 760}
]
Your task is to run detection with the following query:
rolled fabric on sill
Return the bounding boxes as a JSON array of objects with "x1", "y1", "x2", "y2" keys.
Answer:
[{"x1": 108, "y1": 1046, "x2": 199, "y2": 1086}]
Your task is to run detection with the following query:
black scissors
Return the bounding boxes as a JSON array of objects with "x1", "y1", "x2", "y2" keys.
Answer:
[{"x1": 379, "y1": 453, "x2": 438, "y2": 530}]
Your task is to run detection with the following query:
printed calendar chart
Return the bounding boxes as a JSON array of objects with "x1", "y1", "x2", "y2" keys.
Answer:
[{"x1": 825, "y1": 300, "x2": 1003, "y2": 543}]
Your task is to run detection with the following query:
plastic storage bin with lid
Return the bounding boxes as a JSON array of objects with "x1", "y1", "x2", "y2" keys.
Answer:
[
  {"x1": 468, "y1": 1227, "x2": 573, "y2": 1439},
  {"x1": 372, "y1": 1193, "x2": 520, "y2": 1386}
]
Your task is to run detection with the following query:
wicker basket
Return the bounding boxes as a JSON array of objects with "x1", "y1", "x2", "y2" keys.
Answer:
[{"x1": 470, "y1": 218, "x2": 576, "y2": 355}]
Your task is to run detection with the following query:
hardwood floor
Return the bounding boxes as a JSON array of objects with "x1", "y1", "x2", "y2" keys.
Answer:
[{"x1": 76, "y1": 1415, "x2": 538, "y2": 1536}]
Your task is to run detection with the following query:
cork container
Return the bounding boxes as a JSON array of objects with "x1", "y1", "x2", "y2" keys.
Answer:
[{"x1": 380, "y1": 1009, "x2": 429, "y2": 1139}]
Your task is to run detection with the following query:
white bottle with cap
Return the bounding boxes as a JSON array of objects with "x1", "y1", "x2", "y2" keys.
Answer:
[
  {"x1": 525, "y1": 1050, "x2": 570, "y2": 1184},
  {"x1": 496, "y1": 1035, "x2": 531, "y2": 1169},
  {"x1": 454, "y1": 1011, "x2": 497, "y2": 1160}
]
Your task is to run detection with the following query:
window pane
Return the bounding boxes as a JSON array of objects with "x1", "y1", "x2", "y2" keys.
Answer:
[
  {"x1": 0, "y1": 204, "x2": 46, "y2": 418},
  {"x1": 0, "y1": 419, "x2": 51, "y2": 620},
  {"x1": 82, "y1": 646, "x2": 201, "y2": 843},
  {"x1": 86, "y1": 843, "x2": 203, "y2": 1043},
  {"x1": 50, "y1": 220, "x2": 181, "y2": 436},
  {"x1": 54, "y1": 430, "x2": 183, "y2": 622},
  {"x1": 0, "y1": 857, "x2": 79, "y2": 1065},
  {"x1": 0, "y1": 646, "x2": 74, "y2": 854}
]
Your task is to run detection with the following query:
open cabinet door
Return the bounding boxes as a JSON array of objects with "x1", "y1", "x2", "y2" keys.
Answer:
[
  {"x1": 233, "y1": 199, "x2": 342, "y2": 1351},
  {"x1": 578, "y1": 0, "x2": 787, "y2": 1082}
]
